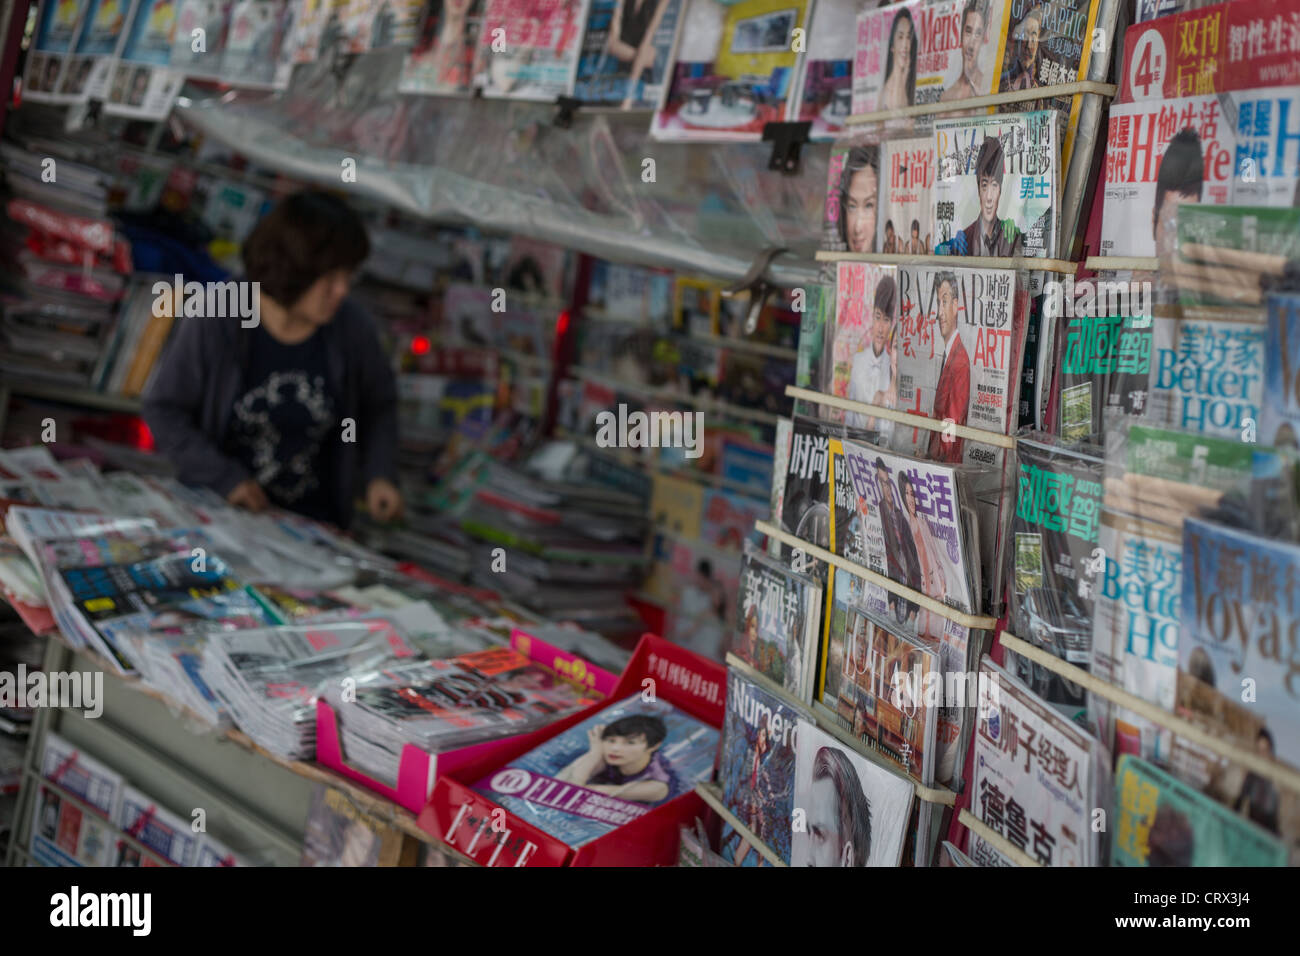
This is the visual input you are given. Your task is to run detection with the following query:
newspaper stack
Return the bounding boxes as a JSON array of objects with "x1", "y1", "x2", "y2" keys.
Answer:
[
  {"x1": 201, "y1": 620, "x2": 426, "y2": 761},
  {"x1": 321, "y1": 646, "x2": 594, "y2": 783}
]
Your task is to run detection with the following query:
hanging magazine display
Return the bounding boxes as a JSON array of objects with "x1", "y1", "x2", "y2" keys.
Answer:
[
  {"x1": 104, "y1": 0, "x2": 185, "y2": 119},
  {"x1": 573, "y1": 0, "x2": 683, "y2": 107},
  {"x1": 651, "y1": 0, "x2": 810, "y2": 141},
  {"x1": 793, "y1": 0, "x2": 855, "y2": 139}
]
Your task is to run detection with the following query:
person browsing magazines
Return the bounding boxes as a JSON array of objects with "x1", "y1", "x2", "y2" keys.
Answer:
[{"x1": 143, "y1": 190, "x2": 404, "y2": 529}]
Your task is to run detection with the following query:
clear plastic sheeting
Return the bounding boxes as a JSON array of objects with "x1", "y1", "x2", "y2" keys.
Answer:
[{"x1": 177, "y1": 49, "x2": 828, "y2": 286}]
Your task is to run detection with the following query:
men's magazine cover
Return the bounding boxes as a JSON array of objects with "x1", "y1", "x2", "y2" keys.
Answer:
[
  {"x1": 472, "y1": 693, "x2": 719, "y2": 847},
  {"x1": 933, "y1": 109, "x2": 1059, "y2": 258},
  {"x1": 822, "y1": 136, "x2": 880, "y2": 260},
  {"x1": 398, "y1": 0, "x2": 486, "y2": 94},
  {"x1": 851, "y1": 0, "x2": 1007, "y2": 114},
  {"x1": 732, "y1": 545, "x2": 821, "y2": 703},
  {"x1": 792, "y1": 0, "x2": 855, "y2": 139},
  {"x1": 471, "y1": 0, "x2": 591, "y2": 100},
  {"x1": 893, "y1": 263, "x2": 1022, "y2": 466},
  {"x1": 877, "y1": 136, "x2": 935, "y2": 256},
  {"x1": 790, "y1": 717, "x2": 913, "y2": 866},
  {"x1": 970, "y1": 657, "x2": 1102, "y2": 866},
  {"x1": 573, "y1": 0, "x2": 683, "y2": 108},
  {"x1": 720, "y1": 669, "x2": 800, "y2": 864},
  {"x1": 1112, "y1": 755, "x2": 1288, "y2": 866},
  {"x1": 1007, "y1": 436, "x2": 1103, "y2": 724},
  {"x1": 1175, "y1": 517, "x2": 1300, "y2": 859},
  {"x1": 651, "y1": 0, "x2": 810, "y2": 141},
  {"x1": 1089, "y1": 506, "x2": 1180, "y2": 767}
]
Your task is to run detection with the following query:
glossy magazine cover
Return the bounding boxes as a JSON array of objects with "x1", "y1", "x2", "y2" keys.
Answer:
[
  {"x1": 720, "y1": 669, "x2": 800, "y2": 864},
  {"x1": 472, "y1": 693, "x2": 719, "y2": 847}
]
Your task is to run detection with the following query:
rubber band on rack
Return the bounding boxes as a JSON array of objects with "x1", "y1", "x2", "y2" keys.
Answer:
[
  {"x1": 998, "y1": 631, "x2": 1300, "y2": 795},
  {"x1": 783, "y1": 385, "x2": 1016, "y2": 449},
  {"x1": 814, "y1": 249, "x2": 1080, "y2": 274},
  {"x1": 844, "y1": 79, "x2": 1117, "y2": 126},
  {"x1": 756, "y1": 520, "x2": 998, "y2": 631},
  {"x1": 956, "y1": 808, "x2": 1041, "y2": 867},
  {"x1": 693, "y1": 782, "x2": 789, "y2": 866}
]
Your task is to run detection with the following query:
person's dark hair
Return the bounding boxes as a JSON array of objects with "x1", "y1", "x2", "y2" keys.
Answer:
[
  {"x1": 874, "y1": 275, "x2": 897, "y2": 319},
  {"x1": 886, "y1": 219, "x2": 895, "y2": 232},
  {"x1": 837, "y1": 145, "x2": 879, "y2": 248},
  {"x1": 883, "y1": 7, "x2": 918, "y2": 106},
  {"x1": 1187, "y1": 646, "x2": 1215, "y2": 686},
  {"x1": 602, "y1": 714, "x2": 668, "y2": 748},
  {"x1": 812, "y1": 746, "x2": 871, "y2": 866},
  {"x1": 975, "y1": 135, "x2": 1005, "y2": 187},
  {"x1": 697, "y1": 558, "x2": 712, "y2": 578},
  {"x1": 896, "y1": 471, "x2": 914, "y2": 509},
  {"x1": 1153, "y1": 128, "x2": 1203, "y2": 238},
  {"x1": 935, "y1": 270, "x2": 958, "y2": 300},
  {"x1": 874, "y1": 456, "x2": 888, "y2": 471},
  {"x1": 242, "y1": 190, "x2": 370, "y2": 307},
  {"x1": 1258, "y1": 727, "x2": 1275, "y2": 752},
  {"x1": 911, "y1": 219, "x2": 920, "y2": 234},
  {"x1": 961, "y1": 0, "x2": 985, "y2": 33}
]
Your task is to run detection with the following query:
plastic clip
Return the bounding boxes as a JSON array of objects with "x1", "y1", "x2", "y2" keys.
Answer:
[
  {"x1": 723, "y1": 246, "x2": 788, "y2": 335},
  {"x1": 554, "y1": 95, "x2": 581, "y2": 129},
  {"x1": 761, "y1": 121, "x2": 811, "y2": 175}
]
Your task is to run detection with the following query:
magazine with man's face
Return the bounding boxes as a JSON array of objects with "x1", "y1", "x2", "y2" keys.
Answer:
[{"x1": 790, "y1": 717, "x2": 912, "y2": 866}]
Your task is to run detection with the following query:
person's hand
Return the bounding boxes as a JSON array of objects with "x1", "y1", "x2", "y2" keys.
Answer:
[
  {"x1": 227, "y1": 479, "x2": 269, "y2": 512},
  {"x1": 587, "y1": 724, "x2": 606, "y2": 754},
  {"x1": 366, "y1": 478, "x2": 404, "y2": 522}
]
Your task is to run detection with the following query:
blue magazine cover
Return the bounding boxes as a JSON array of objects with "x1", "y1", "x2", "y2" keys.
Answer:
[
  {"x1": 719, "y1": 669, "x2": 799, "y2": 864},
  {"x1": 572, "y1": 0, "x2": 681, "y2": 108},
  {"x1": 473, "y1": 693, "x2": 718, "y2": 848},
  {"x1": 1262, "y1": 292, "x2": 1300, "y2": 450}
]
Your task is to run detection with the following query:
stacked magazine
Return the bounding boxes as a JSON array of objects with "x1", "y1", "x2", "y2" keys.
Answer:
[
  {"x1": 201, "y1": 620, "x2": 427, "y2": 761},
  {"x1": 320, "y1": 646, "x2": 595, "y2": 783}
]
